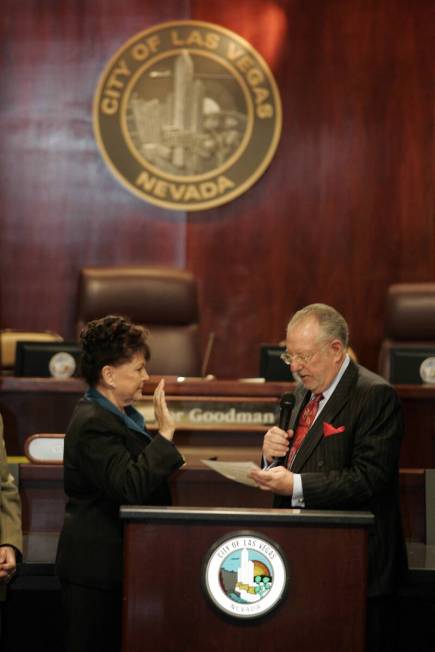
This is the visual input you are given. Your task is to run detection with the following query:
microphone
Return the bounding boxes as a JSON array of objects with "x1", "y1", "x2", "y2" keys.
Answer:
[
  {"x1": 279, "y1": 392, "x2": 296, "y2": 430},
  {"x1": 201, "y1": 332, "x2": 215, "y2": 378},
  {"x1": 274, "y1": 392, "x2": 296, "y2": 465}
]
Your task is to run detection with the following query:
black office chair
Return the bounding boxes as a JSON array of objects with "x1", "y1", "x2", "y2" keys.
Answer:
[{"x1": 378, "y1": 283, "x2": 435, "y2": 382}]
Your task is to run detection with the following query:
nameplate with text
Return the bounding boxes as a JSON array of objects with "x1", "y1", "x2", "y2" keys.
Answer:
[{"x1": 134, "y1": 398, "x2": 279, "y2": 430}]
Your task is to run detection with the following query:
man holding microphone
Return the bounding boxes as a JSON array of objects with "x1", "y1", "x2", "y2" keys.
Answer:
[{"x1": 249, "y1": 303, "x2": 406, "y2": 652}]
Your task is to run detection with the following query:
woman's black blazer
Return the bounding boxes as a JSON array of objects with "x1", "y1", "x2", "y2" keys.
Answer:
[{"x1": 56, "y1": 398, "x2": 184, "y2": 589}]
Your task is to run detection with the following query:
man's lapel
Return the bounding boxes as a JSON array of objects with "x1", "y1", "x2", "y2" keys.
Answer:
[{"x1": 291, "y1": 360, "x2": 358, "y2": 472}]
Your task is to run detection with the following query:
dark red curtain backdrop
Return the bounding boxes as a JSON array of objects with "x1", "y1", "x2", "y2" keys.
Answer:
[{"x1": 1, "y1": 0, "x2": 434, "y2": 378}]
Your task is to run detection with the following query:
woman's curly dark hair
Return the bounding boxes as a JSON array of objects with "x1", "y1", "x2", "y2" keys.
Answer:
[{"x1": 79, "y1": 315, "x2": 150, "y2": 385}]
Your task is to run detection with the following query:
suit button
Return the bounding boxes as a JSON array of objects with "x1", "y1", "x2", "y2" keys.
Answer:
[{"x1": 318, "y1": 460, "x2": 324, "y2": 468}]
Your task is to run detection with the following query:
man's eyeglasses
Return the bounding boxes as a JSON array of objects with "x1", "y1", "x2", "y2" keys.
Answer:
[{"x1": 280, "y1": 341, "x2": 330, "y2": 366}]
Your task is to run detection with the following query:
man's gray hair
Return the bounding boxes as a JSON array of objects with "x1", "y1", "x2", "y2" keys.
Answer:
[{"x1": 287, "y1": 303, "x2": 349, "y2": 347}]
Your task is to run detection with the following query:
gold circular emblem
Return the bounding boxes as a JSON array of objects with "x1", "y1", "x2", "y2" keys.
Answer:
[{"x1": 93, "y1": 20, "x2": 282, "y2": 211}]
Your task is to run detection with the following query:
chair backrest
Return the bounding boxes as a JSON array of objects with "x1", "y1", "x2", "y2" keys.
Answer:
[
  {"x1": 378, "y1": 283, "x2": 435, "y2": 381},
  {"x1": 0, "y1": 330, "x2": 63, "y2": 371},
  {"x1": 77, "y1": 266, "x2": 202, "y2": 376}
]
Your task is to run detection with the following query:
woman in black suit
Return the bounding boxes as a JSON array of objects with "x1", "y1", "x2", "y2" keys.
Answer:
[{"x1": 56, "y1": 315, "x2": 184, "y2": 652}]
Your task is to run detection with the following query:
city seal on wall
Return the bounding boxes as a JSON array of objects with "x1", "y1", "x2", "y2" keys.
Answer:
[
  {"x1": 93, "y1": 20, "x2": 282, "y2": 211},
  {"x1": 202, "y1": 531, "x2": 288, "y2": 619}
]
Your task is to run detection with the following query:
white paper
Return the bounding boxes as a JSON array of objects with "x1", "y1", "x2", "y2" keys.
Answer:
[{"x1": 201, "y1": 459, "x2": 260, "y2": 487}]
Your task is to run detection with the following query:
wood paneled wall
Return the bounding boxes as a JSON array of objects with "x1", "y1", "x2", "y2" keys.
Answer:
[{"x1": 1, "y1": 0, "x2": 434, "y2": 378}]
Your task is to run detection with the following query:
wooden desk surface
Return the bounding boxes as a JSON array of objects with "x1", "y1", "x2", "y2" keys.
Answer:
[
  {"x1": 2, "y1": 374, "x2": 435, "y2": 397},
  {"x1": 1, "y1": 376, "x2": 435, "y2": 466},
  {"x1": 0, "y1": 376, "x2": 289, "y2": 396}
]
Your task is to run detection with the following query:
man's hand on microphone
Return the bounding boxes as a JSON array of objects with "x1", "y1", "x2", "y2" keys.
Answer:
[
  {"x1": 263, "y1": 426, "x2": 293, "y2": 463},
  {"x1": 249, "y1": 466, "x2": 293, "y2": 496}
]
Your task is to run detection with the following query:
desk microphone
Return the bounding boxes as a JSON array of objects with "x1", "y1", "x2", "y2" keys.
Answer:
[
  {"x1": 274, "y1": 392, "x2": 296, "y2": 465},
  {"x1": 201, "y1": 332, "x2": 215, "y2": 378}
]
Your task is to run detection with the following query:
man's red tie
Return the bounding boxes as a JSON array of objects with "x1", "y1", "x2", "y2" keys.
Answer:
[{"x1": 288, "y1": 393, "x2": 324, "y2": 468}]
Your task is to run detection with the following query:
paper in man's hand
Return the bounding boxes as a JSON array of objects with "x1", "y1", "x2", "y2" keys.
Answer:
[{"x1": 201, "y1": 459, "x2": 260, "y2": 487}]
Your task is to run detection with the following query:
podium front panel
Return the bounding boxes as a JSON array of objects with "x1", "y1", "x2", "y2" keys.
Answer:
[{"x1": 121, "y1": 508, "x2": 371, "y2": 652}]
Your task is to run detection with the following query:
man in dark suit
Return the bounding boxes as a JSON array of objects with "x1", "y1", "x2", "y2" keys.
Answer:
[{"x1": 250, "y1": 303, "x2": 406, "y2": 652}]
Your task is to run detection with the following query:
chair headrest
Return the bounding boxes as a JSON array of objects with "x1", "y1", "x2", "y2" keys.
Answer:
[
  {"x1": 385, "y1": 283, "x2": 435, "y2": 340},
  {"x1": 78, "y1": 266, "x2": 198, "y2": 326}
]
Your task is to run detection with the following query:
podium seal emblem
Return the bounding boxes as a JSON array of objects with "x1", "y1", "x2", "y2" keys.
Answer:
[
  {"x1": 93, "y1": 20, "x2": 282, "y2": 210},
  {"x1": 202, "y1": 531, "x2": 288, "y2": 619}
]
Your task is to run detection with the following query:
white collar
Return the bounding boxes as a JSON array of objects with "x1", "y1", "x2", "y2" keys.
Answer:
[{"x1": 313, "y1": 354, "x2": 350, "y2": 406}]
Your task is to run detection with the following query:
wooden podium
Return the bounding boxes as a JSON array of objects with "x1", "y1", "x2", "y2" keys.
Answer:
[{"x1": 121, "y1": 506, "x2": 374, "y2": 652}]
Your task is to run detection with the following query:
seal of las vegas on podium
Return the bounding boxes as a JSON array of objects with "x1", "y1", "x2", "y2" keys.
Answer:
[
  {"x1": 202, "y1": 532, "x2": 288, "y2": 619},
  {"x1": 93, "y1": 20, "x2": 282, "y2": 210}
]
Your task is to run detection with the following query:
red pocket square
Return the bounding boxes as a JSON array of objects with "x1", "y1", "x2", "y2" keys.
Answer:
[{"x1": 323, "y1": 422, "x2": 346, "y2": 437}]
